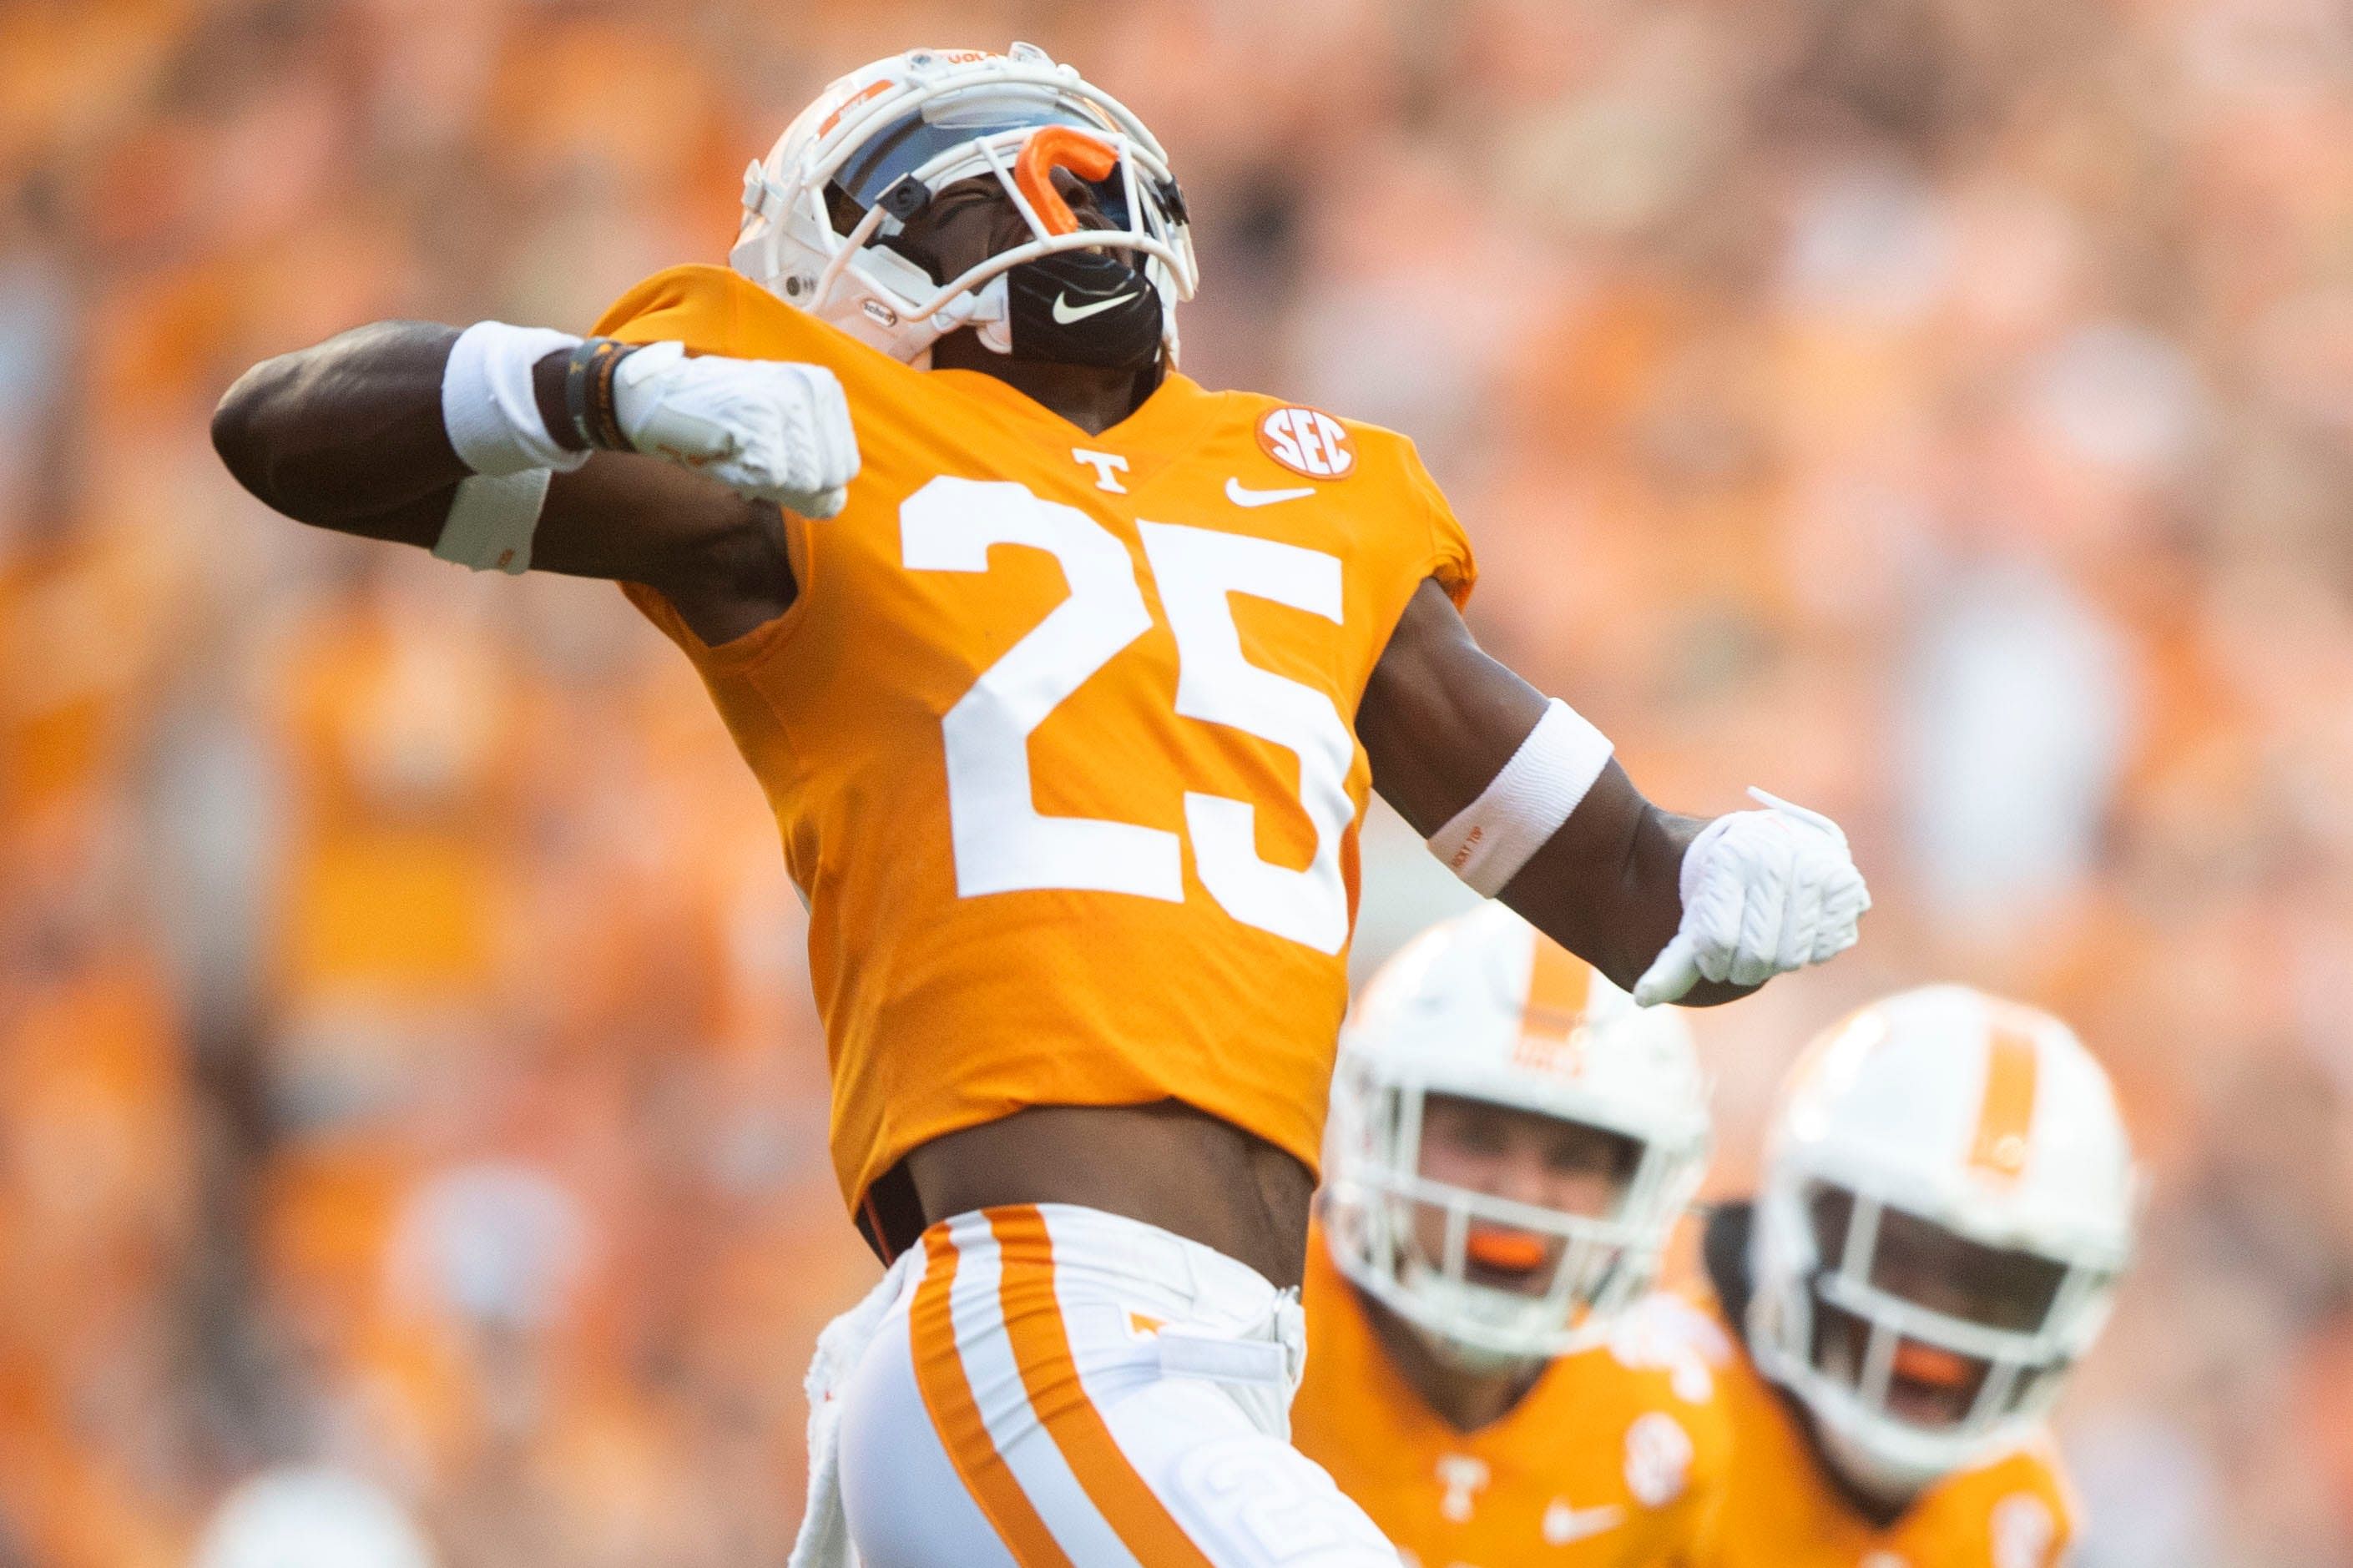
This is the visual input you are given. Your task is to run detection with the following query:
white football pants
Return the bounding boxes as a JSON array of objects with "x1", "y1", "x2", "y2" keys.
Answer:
[{"x1": 836, "y1": 1203, "x2": 1401, "y2": 1566}]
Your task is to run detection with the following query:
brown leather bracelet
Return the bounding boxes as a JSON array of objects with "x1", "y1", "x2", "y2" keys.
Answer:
[{"x1": 563, "y1": 337, "x2": 637, "y2": 451}]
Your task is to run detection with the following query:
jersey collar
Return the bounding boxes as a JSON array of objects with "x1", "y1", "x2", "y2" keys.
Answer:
[{"x1": 932, "y1": 362, "x2": 1227, "y2": 489}]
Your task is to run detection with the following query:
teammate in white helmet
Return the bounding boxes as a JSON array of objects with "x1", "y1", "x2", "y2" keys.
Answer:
[
  {"x1": 1295, "y1": 904, "x2": 1734, "y2": 1565},
  {"x1": 210, "y1": 43, "x2": 1871, "y2": 1566},
  {"x1": 192, "y1": 1468, "x2": 437, "y2": 1568},
  {"x1": 1696, "y1": 986, "x2": 2138, "y2": 1568}
]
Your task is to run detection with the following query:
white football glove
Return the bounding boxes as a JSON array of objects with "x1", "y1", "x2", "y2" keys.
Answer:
[
  {"x1": 1633, "y1": 788, "x2": 1871, "y2": 1007},
  {"x1": 610, "y1": 340, "x2": 860, "y2": 517}
]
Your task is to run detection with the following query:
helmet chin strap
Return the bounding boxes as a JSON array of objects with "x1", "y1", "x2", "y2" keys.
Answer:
[
  {"x1": 1400, "y1": 1258, "x2": 1580, "y2": 1373},
  {"x1": 932, "y1": 275, "x2": 1011, "y2": 351},
  {"x1": 1810, "y1": 1412, "x2": 1941, "y2": 1511},
  {"x1": 1407, "y1": 1316, "x2": 1550, "y2": 1379}
]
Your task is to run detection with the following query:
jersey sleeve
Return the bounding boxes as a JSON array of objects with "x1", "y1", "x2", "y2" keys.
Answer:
[
  {"x1": 588, "y1": 265, "x2": 846, "y2": 677},
  {"x1": 613, "y1": 510, "x2": 815, "y2": 677},
  {"x1": 1395, "y1": 436, "x2": 1477, "y2": 611},
  {"x1": 590, "y1": 264, "x2": 850, "y2": 366}
]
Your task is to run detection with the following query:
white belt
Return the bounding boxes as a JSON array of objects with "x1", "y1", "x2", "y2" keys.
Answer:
[{"x1": 1155, "y1": 1287, "x2": 1308, "y2": 1442}]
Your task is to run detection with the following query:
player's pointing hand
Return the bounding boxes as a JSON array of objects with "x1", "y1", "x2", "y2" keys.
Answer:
[
  {"x1": 1633, "y1": 789, "x2": 1871, "y2": 1007},
  {"x1": 605, "y1": 340, "x2": 861, "y2": 517}
]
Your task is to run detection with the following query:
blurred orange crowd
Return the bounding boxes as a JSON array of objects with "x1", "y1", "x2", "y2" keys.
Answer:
[{"x1": 4, "y1": 0, "x2": 2353, "y2": 1563}]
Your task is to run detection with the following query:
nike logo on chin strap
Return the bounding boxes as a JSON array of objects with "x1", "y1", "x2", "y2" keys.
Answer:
[
  {"x1": 1051, "y1": 290, "x2": 1138, "y2": 325},
  {"x1": 1225, "y1": 477, "x2": 1318, "y2": 507}
]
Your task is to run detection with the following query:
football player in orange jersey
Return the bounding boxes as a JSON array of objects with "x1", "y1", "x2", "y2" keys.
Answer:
[
  {"x1": 1295, "y1": 905, "x2": 1732, "y2": 1566},
  {"x1": 1696, "y1": 988, "x2": 2138, "y2": 1568},
  {"x1": 211, "y1": 44, "x2": 1870, "y2": 1567}
]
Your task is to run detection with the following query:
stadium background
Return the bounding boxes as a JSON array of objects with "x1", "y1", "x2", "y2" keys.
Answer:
[{"x1": 5, "y1": 0, "x2": 2353, "y2": 1561}]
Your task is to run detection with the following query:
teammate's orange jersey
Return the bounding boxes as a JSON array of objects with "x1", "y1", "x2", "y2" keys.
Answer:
[
  {"x1": 1700, "y1": 1331, "x2": 2074, "y2": 1568},
  {"x1": 593, "y1": 268, "x2": 1475, "y2": 1248},
  {"x1": 1291, "y1": 1222, "x2": 1731, "y2": 1567},
  {"x1": 1695, "y1": 1208, "x2": 2077, "y2": 1568}
]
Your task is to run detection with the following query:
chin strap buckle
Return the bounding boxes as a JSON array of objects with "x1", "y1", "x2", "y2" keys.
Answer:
[{"x1": 929, "y1": 275, "x2": 1013, "y2": 354}]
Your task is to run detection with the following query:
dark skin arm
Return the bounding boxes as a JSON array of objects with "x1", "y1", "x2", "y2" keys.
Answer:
[
  {"x1": 210, "y1": 321, "x2": 792, "y2": 644},
  {"x1": 1360, "y1": 578, "x2": 1750, "y2": 1006},
  {"x1": 207, "y1": 166, "x2": 1137, "y2": 636}
]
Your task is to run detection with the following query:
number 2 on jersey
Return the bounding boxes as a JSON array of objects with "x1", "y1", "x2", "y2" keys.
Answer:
[{"x1": 901, "y1": 476, "x2": 1354, "y2": 955}]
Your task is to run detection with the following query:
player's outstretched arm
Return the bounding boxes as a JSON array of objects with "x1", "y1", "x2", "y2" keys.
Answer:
[
  {"x1": 211, "y1": 320, "x2": 859, "y2": 643},
  {"x1": 1360, "y1": 580, "x2": 1869, "y2": 1006}
]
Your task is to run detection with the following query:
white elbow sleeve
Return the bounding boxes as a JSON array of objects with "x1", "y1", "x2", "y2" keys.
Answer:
[
  {"x1": 435, "y1": 468, "x2": 551, "y2": 575},
  {"x1": 440, "y1": 320, "x2": 590, "y2": 476},
  {"x1": 1426, "y1": 698, "x2": 1615, "y2": 897}
]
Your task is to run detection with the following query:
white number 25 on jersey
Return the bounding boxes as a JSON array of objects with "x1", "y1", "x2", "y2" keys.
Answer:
[{"x1": 901, "y1": 476, "x2": 1354, "y2": 955}]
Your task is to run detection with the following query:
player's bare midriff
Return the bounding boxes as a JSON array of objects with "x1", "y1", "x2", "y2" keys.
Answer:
[{"x1": 904, "y1": 1101, "x2": 1317, "y2": 1290}]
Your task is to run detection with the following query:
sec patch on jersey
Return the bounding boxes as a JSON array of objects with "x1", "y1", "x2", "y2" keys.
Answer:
[{"x1": 1256, "y1": 404, "x2": 1357, "y2": 479}]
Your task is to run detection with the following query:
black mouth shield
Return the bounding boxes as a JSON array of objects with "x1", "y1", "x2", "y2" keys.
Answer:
[{"x1": 1000, "y1": 247, "x2": 1165, "y2": 371}]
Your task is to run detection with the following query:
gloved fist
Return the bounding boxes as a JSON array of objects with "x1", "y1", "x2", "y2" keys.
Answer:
[
  {"x1": 610, "y1": 340, "x2": 860, "y2": 517},
  {"x1": 1633, "y1": 789, "x2": 1870, "y2": 1007}
]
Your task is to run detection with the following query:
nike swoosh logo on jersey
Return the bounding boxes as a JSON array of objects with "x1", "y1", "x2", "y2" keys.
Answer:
[
  {"x1": 1542, "y1": 1501, "x2": 1627, "y2": 1545},
  {"x1": 1052, "y1": 290, "x2": 1139, "y2": 324},
  {"x1": 1225, "y1": 477, "x2": 1318, "y2": 507}
]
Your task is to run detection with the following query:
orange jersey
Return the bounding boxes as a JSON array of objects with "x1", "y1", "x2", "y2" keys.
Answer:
[
  {"x1": 1700, "y1": 1301, "x2": 2076, "y2": 1568},
  {"x1": 1292, "y1": 1224, "x2": 1732, "y2": 1567},
  {"x1": 593, "y1": 267, "x2": 1475, "y2": 1241}
]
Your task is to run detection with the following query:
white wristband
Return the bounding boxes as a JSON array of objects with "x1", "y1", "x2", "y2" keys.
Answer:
[
  {"x1": 434, "y1": 468, "x2": 551, "y2": 574},
  {"x1": 1426, "y1": 698, "x2": 1615, "y2": 897},
  {"x1": 441, "y1": 321, "x2": 590, "y2": 476}
]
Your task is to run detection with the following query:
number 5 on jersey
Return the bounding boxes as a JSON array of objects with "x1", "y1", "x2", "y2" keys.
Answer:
[{"x1": 901, "y1": 476, "x2": 1355, "y2": 955}]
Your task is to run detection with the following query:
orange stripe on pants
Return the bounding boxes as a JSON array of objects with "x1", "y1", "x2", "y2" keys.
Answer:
[
  {"x1": 907, "y1": 1225, "x2": 1075, "y2": 1566},
  {"x1": 988, "y1": 1207, "x2": 1219, "y2": 1567}
]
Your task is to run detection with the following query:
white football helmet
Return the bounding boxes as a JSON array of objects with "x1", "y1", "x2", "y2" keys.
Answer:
[
  {"x1": 1749, "y1": 986, "x2": 2138, "y2": 1501},
  {"x1": 1323, "y1": 904, "x2": 1712, "y2": 1366},
  {"x1": 193, "y1": 1468, "x2": 436, "y2": 1568},
  {"x1": 730, "y1": 43, "x2": 1197, "y2": 366}
]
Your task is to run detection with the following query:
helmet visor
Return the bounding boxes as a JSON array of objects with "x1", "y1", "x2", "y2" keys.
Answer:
[
  {"x1": 1810, "y1": 1187, "x2": 2071, "y2": 1334},
  {"x1": 831, "y1": 95, "x2": 1138, "y2": 229}
]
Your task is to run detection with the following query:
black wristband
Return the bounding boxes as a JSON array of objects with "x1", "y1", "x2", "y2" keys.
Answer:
[{"x1": 564, "y1": 337, "x2": 638, "y2": 451}]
